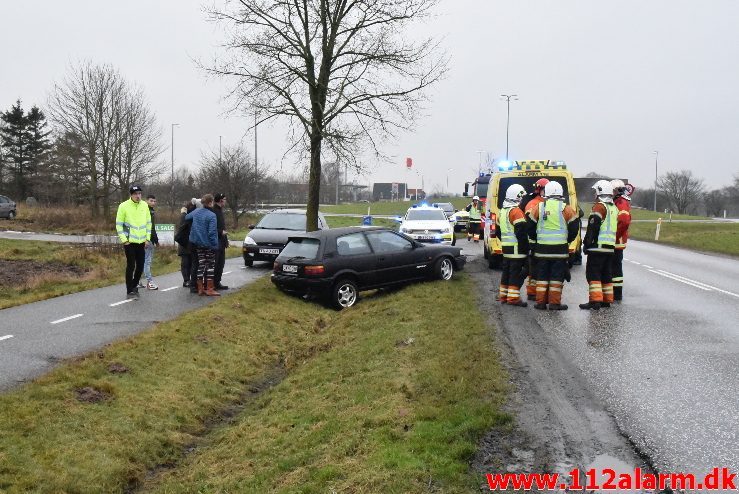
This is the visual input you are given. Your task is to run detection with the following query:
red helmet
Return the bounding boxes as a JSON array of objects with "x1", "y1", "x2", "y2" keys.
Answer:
[{"x1": 533, "y1": 178, "x2": 550, "y2": 192}]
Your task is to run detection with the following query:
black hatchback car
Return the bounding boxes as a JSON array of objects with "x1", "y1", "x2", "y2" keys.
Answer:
[{"x1": 271, "y1": 227, "x2": 466, "y2": 309}]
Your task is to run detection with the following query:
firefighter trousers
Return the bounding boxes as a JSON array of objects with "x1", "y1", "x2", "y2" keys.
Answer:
[
  {"x1": 500, "y1": 257, "x2": 527, "y2": 304},
  {"x1": 535, "y1": 258, "x2": 567, "y2": 305},
  {"x1": 526, "y1": 254, "x2": 539, "y2": 298},
  {"x1": 586, "y1": 251, "x2": 614, "y2": 303},
  {"x1": 467, "y1": 221, "x2": 481, "y2": 241},
  {"x1": 611, "y1": 249, "x2": 624, "y2": 300}
]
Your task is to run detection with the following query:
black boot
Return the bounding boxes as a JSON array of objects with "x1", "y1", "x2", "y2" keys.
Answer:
[
  {"x1": 579, "y1": 302, "x2": 601, "y2": 310},
  {"x1": 600, "y1": 302, "x2": 611, "y2": 308},
  {"x1": 548, "y1": 304, "x2": 568, "y2": 310},
  {"x1": 534, "y1": 302, "x2": 548, "y2": 310},
  {"x1": 508, "y1": 299, "x2": 528, "y2": 307},
  {"x1": 215, "y1": 283, "x2": 229, "y2": 290}
]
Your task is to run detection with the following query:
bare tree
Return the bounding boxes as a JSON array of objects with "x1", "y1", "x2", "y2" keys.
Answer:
[
  {"x1": 198, "y1": 143, "x2": 269, "y2": 228},
  {"x1": 207, "y1": 0, "x2": 446, "y2": 230},
  {"x1": 48, "y1": 62, "x2": 162, "y2": 217},
  {"x1": 656, "y1": 170, "x2": 705, "y2": 215},
  {"x1": 703, "y1": 189, "x2": 726, "y2": 217}
]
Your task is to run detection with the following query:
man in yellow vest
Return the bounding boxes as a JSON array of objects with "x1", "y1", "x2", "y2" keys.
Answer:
[
  {"x1": 116, "y1": 185, "x2": 152, "y2": 298},
  {"x1": 526, "y1": 181, "x2": 580, "y2": 310},
  {"x1": 496, "y1": 184, "x2": 529, "y2": 306},
  {"x1": 465, "y1": 195, "x2": 482, "y2": 242},
  {"x1": 579, "y1": 180, "x2": 619, "y2": 310}
]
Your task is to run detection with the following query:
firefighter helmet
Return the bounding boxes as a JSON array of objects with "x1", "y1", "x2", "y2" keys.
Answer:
[
  {"x1": 611, "y1": 179, "x2": 627, "y2": 196},
  {"x1": 472, "y1": 195, "x2": 479, "y2": 201},
  {"x1": 592, "y1": 180, "x2": 614, "y2": 196},
  {"x1": 544, "y1": 181, "x2": 564, "y2": 199},
  {"x1": 503, "y1": 184, "x2": 526, "y2": 206},
  {"x1": 533, "y1": 178, "x2": 550, "y2": 193}
]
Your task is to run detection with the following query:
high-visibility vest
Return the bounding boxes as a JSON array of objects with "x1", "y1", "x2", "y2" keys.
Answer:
[
  {"x1": 500, "y1": 207, "x2": 527, "y2": 259},
  {"x1": 591, "y1": 202, "x2": 618, "y2": 252},
  {"x1": 536, "y1": 200, "x2": 567, "y2": 246},
  {"x1": 116, "y1": 199, "x2": 152, "y2": 244},
  {"x1": 468, "y1": 204, "x2": 481, "y2": 222}
]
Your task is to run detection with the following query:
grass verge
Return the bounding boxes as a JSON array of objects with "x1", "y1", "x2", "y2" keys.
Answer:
[
  {"x1": 0, "y1": 275, "x2": 509, "y2": 493},
  {"x1": 0, "y1": 238, "x2": 241, "y2": 309},
  {"x1": 628, "y1": 221, "x2": 739, "y2": 256}
]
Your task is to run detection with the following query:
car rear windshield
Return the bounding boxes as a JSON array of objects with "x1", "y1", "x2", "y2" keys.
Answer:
[
  {"x1": 279, "y1": 238, "x2": 320, "y2": 260},
  {"x1": 496, "y1": 176, "x2": 570, "y2": 209},
  {"x1": 257, "y1": 213, "x2": 306, "y2": 230},
  {"x1": 406, "y1": 209, "x2": 447, "y2": 221},
  {"x1": 433, "y1": 203, "x2": 454, "y2": 213}
]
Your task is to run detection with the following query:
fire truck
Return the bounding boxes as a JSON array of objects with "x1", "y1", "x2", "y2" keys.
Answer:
[{"x1": 478, "y1": 160, "x2": 582, "y2": 269}]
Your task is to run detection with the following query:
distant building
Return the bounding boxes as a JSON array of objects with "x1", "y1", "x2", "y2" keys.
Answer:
[
  {"x1": 372, "y1": 182, "x2": 407, "y2": 201},
  {"x1": 574, "y1": 177, "x2": 628, "y2": 203},
  {"x1": 407, "y1": 188, "x2": 426, "y2": 201}
]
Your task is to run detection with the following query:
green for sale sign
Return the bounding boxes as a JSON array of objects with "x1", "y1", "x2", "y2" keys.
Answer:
[{"x1": 155, "y1": 223, "x2": 175, "y2": 245}]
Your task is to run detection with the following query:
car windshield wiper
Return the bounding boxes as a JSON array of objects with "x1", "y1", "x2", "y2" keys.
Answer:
[{"x1": 286, "y1": 256, "x2": 307, "y2": 262}]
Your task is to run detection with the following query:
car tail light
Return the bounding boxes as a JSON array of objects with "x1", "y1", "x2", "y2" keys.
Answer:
[
  {"x1": 490, "y1": 213, "x2": 497, "y2": 234},
  {"x1": 304, "y1": 265, "x2": 325, "y2": 276},
  {"x1": 273, "y1": 262, "x2": 281, "y2": 272}
]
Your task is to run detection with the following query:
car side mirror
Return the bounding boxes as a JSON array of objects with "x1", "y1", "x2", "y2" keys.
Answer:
[
  {"x1": 454, "y1": 209, "x2": 459, "y2": 213},
  {"x1": 248, "y1": 224, "x2": 256, "y2": 230}
]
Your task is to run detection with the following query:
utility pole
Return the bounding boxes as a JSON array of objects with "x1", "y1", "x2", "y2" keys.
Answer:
[
  {"x1": 254, "y1": 111, "x2": 258, "y2": 210},
  {"x1": 171, "y1": 123, "x2": 179, "y2": 212},
  {"x1": 500, "y1": 94, "x2": 518, "y2": 160},
  {"x1": 653, "y1": 150, "x2": 659, "y2": 212}
]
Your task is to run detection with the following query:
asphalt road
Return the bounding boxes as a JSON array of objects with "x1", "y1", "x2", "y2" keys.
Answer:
[
  {"x1": 0, "y1": 256, "x2": 270, "y2": 391},
  {"x1": 469, "y1": 239, "x2": 738, "y2": 488}
]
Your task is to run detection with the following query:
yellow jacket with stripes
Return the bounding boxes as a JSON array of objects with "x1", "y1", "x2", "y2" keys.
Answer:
[{"x1": 115, "y1": 199, "x2": 152, "y2": 244}]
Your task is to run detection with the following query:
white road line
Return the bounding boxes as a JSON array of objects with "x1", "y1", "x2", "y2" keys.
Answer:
[
  {"x1": 631, "y1": 261, "x2": 641, "y2": 265},
  {"x1": 648, "y1": 270, "x2": 711, "y2": 291},
  {"x1": 223, "y1": 271, "x2": 232, "y2": 275},
  {"x1": 0, "y1": 335, "x2": 13, "y2": 342},
  {"x1": 50, "y1": 313, "x2": 84, "y2": 325},
  {"x1": 655, "y1": 270, "x2": 739, "y2": 298},
  {"x1": 642, "y1": 264, "x2": 654, "y2": 269},
  {"x1": 161, "y1": 286, "x2": 179, "y2": 292},
  {"x1": 109, "y1": 299, "x2": 133, "y2": 307}
]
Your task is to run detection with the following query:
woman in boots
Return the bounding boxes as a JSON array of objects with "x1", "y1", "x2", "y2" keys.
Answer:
[{"x1": 185, "y1": 194, "x2": 220, "y2": 296}]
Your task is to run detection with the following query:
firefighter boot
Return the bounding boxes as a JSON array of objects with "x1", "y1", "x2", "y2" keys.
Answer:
[
  {"x1": 506, "y1": 287, "x2": 527, "y2": 307},
  {"x1": 534, "y1": 280, "x2": 549, "y2": 310},
  {"x1": 579, "y1": 302, "x2": 601, "y2": 310},
  {"x1": 498, "y1": 285, "x2": 508, "y2": 304},
  {"x1": 614, "y1": 286, "x2": 623, "y2": 301},
  {"x1": 547, "y1": 281, "x2": 568, "y2": 310},
  {"x1": 205, "y1": 279, "x2": 221, "y2": 296}
]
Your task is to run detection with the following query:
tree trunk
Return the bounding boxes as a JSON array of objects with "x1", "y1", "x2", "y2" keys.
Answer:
[{"x1": 306, "y1": 133, "x2": 323, "y2": 232}]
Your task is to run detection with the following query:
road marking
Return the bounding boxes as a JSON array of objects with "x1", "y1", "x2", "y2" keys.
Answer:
[
  {"x1": 655, "y1": 269, "x2": 739, "y2": 298},
  {"x1": 109, "y1": 299, "x2": 133, "y2": 307},
  {"x1": 223, "y1": 271, "x2": 232, "y2": 275},
  {"x1": 642, "y1": 264, "x2": 653, "y2": 269},
  {"x1": 0, "y1": 335, "x2": 13, "y2": 342},
  {"x1": 631, "y1": 261, "x2": 641, "y2": 265},
  {"x1": 161, "y1": 286, "x2": 179, "y2": 292},
  {"x1": 50, "y1": 313, "x2": 84, "y2": 325},
  {"x1": 648, "y1": 270, "x2": 711, "y2": 291}
]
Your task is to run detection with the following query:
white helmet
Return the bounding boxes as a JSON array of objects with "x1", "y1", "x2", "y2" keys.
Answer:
[
  {"x1": 503, "y1": 184, "x2": 526, "y2": 206},
  {"x1": 472, "y1": 195, "x2": 480, "y2": 201},
  {"x1": 592, "y1": 180, "x2": 614, "y2": 203},
  {"x1": 611, "y1": 179, "x2": 625, "y2": 190},
  {"x1": 544, "y1": 181, "x2": 564, "y2": 199}
]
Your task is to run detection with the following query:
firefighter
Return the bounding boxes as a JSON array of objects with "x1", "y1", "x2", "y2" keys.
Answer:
[
  {"x1": 526, "y1": 181, "x2": 579, "y2": 310},
  {"x1": 579, "y1": 180, "x2": 619, "y2": 310},
  {"x1": 465, "y1": 195, "x2": 482, "y2": 242},
  {"x1": 611, "y1": 179, "x2": 631, "y2": 301},
  {"x1": 496, "y1": 184, "x2": 529, "y2": 307},
  {"x1": 523, "y1": 178, "x2": 550, "y2": 300}
]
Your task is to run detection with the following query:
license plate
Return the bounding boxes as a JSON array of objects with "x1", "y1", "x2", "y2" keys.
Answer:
[
  {"x1": 282, "y1": 264, "x2": 298, "y2": 273},
  {"x1": 260, "y1": 248, "x2": 280, "y2": 255},
  {"x1": 417, "y1": 235, "x2": 434, "y2": 240}
]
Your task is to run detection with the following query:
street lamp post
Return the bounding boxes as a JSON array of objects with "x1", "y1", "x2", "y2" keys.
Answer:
[
  {"x1": 653, "y1": 150, "x2": 659, "y2": 212},
  {"x1": 171, "y1": 123, "x2": 179, "y2": 212},
  {"x1": 500, "y1": 94, "x2": 518, "y2": 161}
]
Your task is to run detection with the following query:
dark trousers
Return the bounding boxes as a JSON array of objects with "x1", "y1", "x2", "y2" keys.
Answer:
[
  {"x1": 611, "y1": 249, "x2": 624, "y2": 300},
  {"x1": 500, "y1": 257, "x2": 527, "y2": 302},
  {"x1": 189, "y1": 253, "x2": 199, "y2": 288},
  {"x1": 535, "y1": 257, "x2": 567, "y2": 305},
  {"x1": 180, "y1": 254, "x2": 192, "y2": 283},
  {"x1": 214, "y1": 247, "x2": 226, "y2": 285},
  {"x1": 124, "y1": 243, "x2": 146, "y2": 293},
  {"x1": 586, "y1": 252, "x2": 614, "y2": 303}
]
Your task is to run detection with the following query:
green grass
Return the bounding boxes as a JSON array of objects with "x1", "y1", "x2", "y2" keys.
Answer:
[
  {"x1": 0, "y1": 239, "x2": 241, "y2": 310},
  {"x1": 629, "y1": 221, "x2": 739, "y2": 256},
  {"x1": 322, "y1": 197, "x2": 470, "y2": 217},
  {"x1": 580, "y1": 202, "x2": 707, "y2": 221},
  {"x1": 0, "y1": 275, "x2": 509, "y2": 493}
]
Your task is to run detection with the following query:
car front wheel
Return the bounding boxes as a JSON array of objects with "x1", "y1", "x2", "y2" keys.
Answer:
[
  {"x1": 331, "y1": 278, "x2": 358, "y2": 310},
  {"x1": 435, "y1": 257, "x2": 454, "y2": 281}
]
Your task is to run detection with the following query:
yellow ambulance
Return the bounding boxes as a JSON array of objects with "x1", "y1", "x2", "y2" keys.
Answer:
[{"x1": 482, "y1": 160, "x2": 583, "y2": 268}]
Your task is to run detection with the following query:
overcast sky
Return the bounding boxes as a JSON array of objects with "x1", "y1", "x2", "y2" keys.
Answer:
[{"x1": 2, "y1": 0, "x2": 737, "y2": 193}]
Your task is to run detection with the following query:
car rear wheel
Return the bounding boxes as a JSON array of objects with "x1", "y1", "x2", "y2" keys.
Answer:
[
  {"x1": 435, "y1": 257, "x2": 454, "y2": 281},
  {"x1": 7, "y1": 210, "x2": 15, "y2": 220},
  {"x1": 243, "y1": 257, "x2": 253, "y2": 267},
  {"x1": 331, "y1": 278, "x2": 358, "y2": 310}
]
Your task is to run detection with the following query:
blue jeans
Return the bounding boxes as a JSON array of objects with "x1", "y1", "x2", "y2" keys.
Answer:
[{"x1": 143, "y1": 243, "x2": 155, "y2": 282}]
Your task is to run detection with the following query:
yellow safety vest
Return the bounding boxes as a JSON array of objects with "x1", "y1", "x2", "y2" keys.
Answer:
[{"x1": 115, "y1": 199, "x2": 152, "y2": 244}]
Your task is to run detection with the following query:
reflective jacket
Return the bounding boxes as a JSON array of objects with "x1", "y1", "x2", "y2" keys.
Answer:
[
  {"x1": 116, "y1": 199, "x2": 152, "y2": 244},
  {"x1": 499, "y1": 206, "x2": 528, "y2": 259},
  {"x1": 466, "y1": 202, "x2": 482, "y2": 222},
  {"x1": 584, "y1": 202, "x2": 618, "y2": 253}
]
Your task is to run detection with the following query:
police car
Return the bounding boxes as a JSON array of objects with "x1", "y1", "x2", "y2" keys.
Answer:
[{"x1": 399, "y1": 204, "x2": 456, "y2": 245}]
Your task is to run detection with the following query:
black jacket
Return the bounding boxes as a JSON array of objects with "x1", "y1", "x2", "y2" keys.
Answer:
[
  {"x1": 175, "y1": 211, "x2": 192, "y2": 255},
  {"x1": 213, "y1": 204, "x2": 227, "y2": 248},
  {"x1": 149, "y1": 206, "x2": 159, "y2": 245}
]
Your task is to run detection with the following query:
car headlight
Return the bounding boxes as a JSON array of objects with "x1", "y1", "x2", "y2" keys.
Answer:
[
  {"x1": 244, "y1": 236, "x2": 257, "y2": 245},
  {"x1": 401, "y1": 227, "x2": 411, "y2": 233}
]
